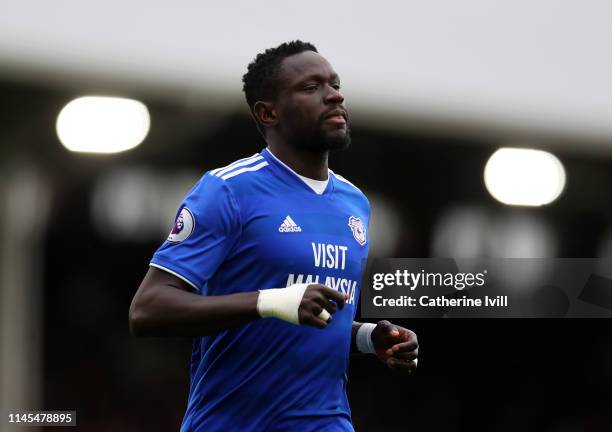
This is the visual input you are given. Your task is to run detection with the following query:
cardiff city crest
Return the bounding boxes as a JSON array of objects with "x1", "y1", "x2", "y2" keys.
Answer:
[{"x1": 348, "y1": 216, "x2": 367, "y2": 246}]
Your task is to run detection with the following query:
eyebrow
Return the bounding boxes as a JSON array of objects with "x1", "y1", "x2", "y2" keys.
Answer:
[{"x1": 297, "y1": 73, "x2": 341, "y2": 84}]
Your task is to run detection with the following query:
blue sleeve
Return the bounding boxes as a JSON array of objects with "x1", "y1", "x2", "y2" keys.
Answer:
[{"x1": 150, "y1": 174, "x2": 241, "y2": 292}]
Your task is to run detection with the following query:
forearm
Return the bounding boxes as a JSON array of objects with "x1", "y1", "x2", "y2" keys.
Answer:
[
  {"x1": 130, "y1": 268, "x2": 348, "y2": 338},
  {"x1": 129, "y1": 281, "x2": 260, "y2": 338},
  {"x1": 351, "y1": 321, "x2": 366, "y2": 355}
]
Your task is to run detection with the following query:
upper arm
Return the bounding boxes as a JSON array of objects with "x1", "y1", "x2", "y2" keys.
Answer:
[
  {"x1": 131, "y1": 266, "x2": 194, "y2": 313},
  {"x1": 149, "y1": 174, "x2": 242, "y2": 292},
  {"x1": 141, "y1": 266, "x2": 195, "y2": 293}
]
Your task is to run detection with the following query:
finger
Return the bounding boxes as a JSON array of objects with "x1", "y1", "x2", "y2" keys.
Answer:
[
  {"x1": 394, "y1": 329, "x2": 410, "y2": 343},
  {"x1": 387, "y1": 357, "x2": 418, "y2": 371},
  {"x1": 387, "y1": 357, "x2": 412, "y2": 368},
  {"x1": 308, "y1": 315, "x2": 330, "y2": 329},
  {"x1": 310, "y1": 305, "x2": 332, "y2": 326},
  {"x1": 317, "y1": 309, "x2": 331, "y2": 323},
  {"x1": 313, "y1": 295, "x2": 338, "y2": 314},
  {"x1": 388, "y1": 340, "x2": 419, "y2": 354},
  {"x1": 299, "y1": 305, "x2": 327, "y2": 327},
  {"x1": 319, "y1": 286, "x2": 346, "y2": 309},
  {"x1": 392, "y1": 327, "x2": 416, "y2": 344},
  {"x1": 311, "y1": 299, "x2": 336, "y2": 318},
  {"x1": 390, "y1": 350, "x2": 418, "y2": 361},
  {"x1": 378, "y1": 320, "x2": 400, "y2": 337},
  {"x1": 300, "y1": 307, "x2": 330, "y2": 328},
  {"x1": 398, "y1": 327, "x2": 417, "y2": 343},
  {"x1": 307, "y1": 284, "x2": 344, "y2": 308}
]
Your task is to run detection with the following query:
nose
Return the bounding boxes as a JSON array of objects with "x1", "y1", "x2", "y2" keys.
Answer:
[{"x1": 324, "y1": 85, "x2": 344, "y2": 105}]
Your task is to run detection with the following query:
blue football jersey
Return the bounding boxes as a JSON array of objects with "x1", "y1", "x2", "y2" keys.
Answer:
[{"x1": 150, "y1": 148, "x2": 370, "y2": 432}]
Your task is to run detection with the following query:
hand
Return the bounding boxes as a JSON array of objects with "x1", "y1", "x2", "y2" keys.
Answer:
[
  {"x1": 299, "y1": 284, "x2": 347, "y2": 328},
  {"x1": 371, "y1": 320, "x2": 418, "y2": 374}
]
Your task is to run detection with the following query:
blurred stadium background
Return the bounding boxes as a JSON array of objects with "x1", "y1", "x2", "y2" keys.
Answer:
[{"x1": 2, "y1": 1, "x2": 612, "y2": 431}]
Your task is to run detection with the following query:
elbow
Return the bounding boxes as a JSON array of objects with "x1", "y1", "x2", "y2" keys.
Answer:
[{"x1": 129, "y1": 298, "x2": 149, "y2": 338}]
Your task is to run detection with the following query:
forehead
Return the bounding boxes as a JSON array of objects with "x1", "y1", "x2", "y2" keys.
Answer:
[{"x1": 277, "y1": 51, "x2": 338, "y2": 87}]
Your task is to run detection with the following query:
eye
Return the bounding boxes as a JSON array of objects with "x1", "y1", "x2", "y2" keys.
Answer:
[
  {"x1": 304, "y1": 84, "x2": 318, "y2": 92},
  {"x1": 331, "y1": 83, "x2": 341, "y2": 90}
]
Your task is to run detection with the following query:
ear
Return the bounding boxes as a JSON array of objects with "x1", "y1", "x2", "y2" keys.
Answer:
[{"x1": 253, "y1": 101, "x2": 278, "y2": 129}]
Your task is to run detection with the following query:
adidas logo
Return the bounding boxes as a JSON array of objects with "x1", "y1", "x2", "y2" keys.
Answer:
[{"x1": 278, "y1": 215, "x2": 302, "y2": 233}]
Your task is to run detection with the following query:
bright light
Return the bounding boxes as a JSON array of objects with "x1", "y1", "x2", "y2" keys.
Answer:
[
  {"x1": 56, "y1": 96, "x2": 150, "y2": 154},
  {"x1": 484, "y1": 148, "x2": 566, "y2": 206}
]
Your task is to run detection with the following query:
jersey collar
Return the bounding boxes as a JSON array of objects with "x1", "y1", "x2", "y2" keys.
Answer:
[{"x1": 262, "y1": 147, "x2": 334, "y2": 196}]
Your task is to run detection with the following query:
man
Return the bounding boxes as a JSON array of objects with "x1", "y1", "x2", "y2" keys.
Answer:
[{"x1": 129, "y1": 40, "x2": 418, "y2": 432}]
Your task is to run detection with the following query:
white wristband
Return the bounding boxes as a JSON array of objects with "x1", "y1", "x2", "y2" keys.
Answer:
[
  {"x1": 356, "y1": 323, "x2": 377, "y2": 354},
  {"x1": 257, "y1": 283, "x2": 309, "y2": 325}
]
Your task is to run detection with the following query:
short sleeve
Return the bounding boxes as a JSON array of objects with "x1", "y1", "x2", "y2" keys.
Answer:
[{"x1": 150, "y1": 174, "x2": 241, "y2": 292}]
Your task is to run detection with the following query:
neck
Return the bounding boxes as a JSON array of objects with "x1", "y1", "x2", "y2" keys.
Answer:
[{"x1": 266, "y1": 140, "x2": 329, "y2": 181}]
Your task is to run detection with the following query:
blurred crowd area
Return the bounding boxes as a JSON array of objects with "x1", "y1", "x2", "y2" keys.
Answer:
[{"x1": 1, "y1": 76, "x2": 611, "y2": 431}]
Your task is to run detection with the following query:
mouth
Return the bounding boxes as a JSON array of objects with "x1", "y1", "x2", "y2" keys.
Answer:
[
  {"x1": 322, "y1": 109, "x2": 347, "y2": 125},
  {"x1": 325, "y1": 116, "x2": 346, "y2": 125}
]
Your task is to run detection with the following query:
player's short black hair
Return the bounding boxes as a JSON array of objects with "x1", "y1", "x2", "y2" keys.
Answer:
[{"x1": 242, "y1": 40, "x2": 318, "y2": 134}]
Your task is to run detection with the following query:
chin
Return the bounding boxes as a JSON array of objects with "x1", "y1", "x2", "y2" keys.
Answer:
[
  {"x1": 293, "y1": 127, "x2": 351, "y2": 152},
  {"x1": 325, "y1": 130, "x2": 351, "y2": 152}
]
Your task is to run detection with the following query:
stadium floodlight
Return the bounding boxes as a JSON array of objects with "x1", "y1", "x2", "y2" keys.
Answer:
[
  {"x1": 484, "y1": 147, "x2": 566, "y2": 206},
  {"x1": 56, "y1": 96, "x2": 150, "y2": 154}
]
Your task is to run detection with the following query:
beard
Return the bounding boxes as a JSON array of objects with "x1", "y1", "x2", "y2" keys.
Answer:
[{"x1": 290, "y1": 121, "x2": 352, "y2": 153}]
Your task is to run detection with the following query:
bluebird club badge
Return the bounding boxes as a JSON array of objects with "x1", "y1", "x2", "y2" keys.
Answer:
[{"x1": 348, "y1": 216, "x2": 367, "y2": 246}]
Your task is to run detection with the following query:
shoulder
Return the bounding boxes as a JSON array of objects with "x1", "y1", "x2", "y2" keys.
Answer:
[
  {"x1": 330, "y1": 170, "x2": 370, "y2": 208},
  {"x1": 187, "y1": 153, "x2": 270, "y2": 201},
  {"x1": 330, "y1": 169, "x2": 363, "y2": 193},
  {"x1": 207, "y1": 153, "x2": 270, "y2": 184},
  {"x1": 183, "y1": 154, "x2": 263, "y2": 209},
  {"x1": 184, "y1": 153, "x2": 271, "y2": 216}
]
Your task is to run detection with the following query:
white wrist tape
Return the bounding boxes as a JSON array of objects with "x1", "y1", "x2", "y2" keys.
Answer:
[
  {"x1": 257, "y1": 283, "x2": 309, "y2": 325},
  {"x1": 356, "y1": 323, "x2": 377, "y2": 354},
  {"x1": 317, "y1": 309, "x2": 331, "y2": 322}
]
